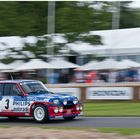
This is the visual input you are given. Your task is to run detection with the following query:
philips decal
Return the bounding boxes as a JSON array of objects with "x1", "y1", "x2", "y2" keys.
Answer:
[{"x1": 13, "y1": 101, "x2": 30, "y2": 106}]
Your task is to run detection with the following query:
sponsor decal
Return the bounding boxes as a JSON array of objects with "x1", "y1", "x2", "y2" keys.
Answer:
[
  {"x1": 13, "y1": 101, "x2": 30, "y2": 106},
  {"x1": 12, "y1": 101, "x2": 30, "y2": 112},
  {"x1": 27, "y1": 97, "x2": 36, "y2": 101},
  {"x1": 86, "y1": 87, "x2": 133, "y2": 100},
  {"x1": 13, "y1": 107, "x2": 29, "y2": 112}
]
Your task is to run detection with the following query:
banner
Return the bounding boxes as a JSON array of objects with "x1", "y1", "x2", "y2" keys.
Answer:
[{"x1": 86, "y1": 87, "x2": 133, "y2": 100}]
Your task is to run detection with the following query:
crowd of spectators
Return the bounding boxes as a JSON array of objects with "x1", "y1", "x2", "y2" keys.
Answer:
[
  {"x1": 46, "y1": 67, "x2": 140, "y2": 84},
  {"x1": 0, "y1": 67, "x2": 139, "y2": 84},
  {"x1": 74, "y1": 68, "x2": 139, "y2": 83}
]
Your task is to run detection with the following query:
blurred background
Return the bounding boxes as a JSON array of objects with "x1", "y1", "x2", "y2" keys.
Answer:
[{"x1": 0, "y1": 1, "x2": 140, "y2": 84}]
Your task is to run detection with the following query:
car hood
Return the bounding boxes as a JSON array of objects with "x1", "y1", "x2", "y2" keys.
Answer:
[{"x1": 27, "y1": 92, "x2": 76, "y2": 102}]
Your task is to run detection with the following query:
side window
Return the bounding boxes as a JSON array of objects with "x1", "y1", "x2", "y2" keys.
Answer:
[
  {"x1": 3, "y1": 84, "x2": 11, "y2": 96},
  {"x1": 10, "y1": 84, "x2": 22, "y2": 96},
  {"x1": 0, "y1": 84, "x2": 4, "y2": 95},
  {"x1": 3, "y1": 84, "x2": 22, "y2": 96}
]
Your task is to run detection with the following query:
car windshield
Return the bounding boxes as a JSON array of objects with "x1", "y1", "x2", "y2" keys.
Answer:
[{"x1": 20, "y1": 81, "x2": 49, "y2": 94}]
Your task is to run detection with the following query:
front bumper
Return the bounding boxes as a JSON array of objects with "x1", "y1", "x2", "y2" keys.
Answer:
[{"x1": 48, "y1": 105, "x2": 83, "y2": 119}]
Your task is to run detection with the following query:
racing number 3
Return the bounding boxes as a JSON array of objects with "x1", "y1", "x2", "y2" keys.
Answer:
[{"x1": 5, "y1": 99, "x2": 9, "y2": 109}]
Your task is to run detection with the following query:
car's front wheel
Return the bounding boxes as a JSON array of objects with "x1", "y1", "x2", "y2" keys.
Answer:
[{"x1": 33, "y1": 105, "x2": 49, "y2": 123}]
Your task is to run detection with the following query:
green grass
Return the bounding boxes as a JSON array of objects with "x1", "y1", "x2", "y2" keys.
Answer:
[
  {"x1": 0, "y1": 125, "x2": 11, "y2": 128},
  {"x1": 0, "y1": 125, "x2": 140, "y2": 136},
  {"x1": 40, "y1": 126, "x2": 140, "y2": 136},
  {"x1": 40, "y1": 126, "x2": 93, "y2": 131},
  {"x1": 84, "y1": 102, "x2": 140, "y2": 116},
  {"x1": 98, "y1": 128, "x2": 140, "y2": 135}
]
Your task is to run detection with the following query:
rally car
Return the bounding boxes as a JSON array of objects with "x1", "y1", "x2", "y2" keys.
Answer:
[{"x1": 0, "y1": 80, "x2": 83, "y2": 122}]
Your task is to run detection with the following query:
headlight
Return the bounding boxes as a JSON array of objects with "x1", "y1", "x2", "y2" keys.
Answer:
[
  {"x1": 76, "y1": 105, "x2": 80, "y2": 111},
  {"x1": 59, "y1": 107, "x2": 63, "y2": 112},
  {"x1": 63, "y1": 99, "x2": 67, "y2": 105},
  {"x1": 53, "y1": 99, "x2": 60, "y2": 104},
  {"x1": 73, "y1": 98, "x2": 78, "y2": 104},
  {"x1": 80, "y1": 105, "x2": 83, "y2": 110},
  {"x1": 54, "y1": 107, "x2": 59, "y2": 113}
]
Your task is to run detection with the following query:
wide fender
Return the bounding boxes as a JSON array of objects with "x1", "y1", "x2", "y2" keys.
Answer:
[{"x1": 29, "y1": 101, "x2": 50, "y2": 116}]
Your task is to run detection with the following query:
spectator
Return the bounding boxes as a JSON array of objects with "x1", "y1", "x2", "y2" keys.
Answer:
[
  {"x1": 126, "y1": 67, "x2": 138, "y2": 82},
  {"x1": 59, "y1": 71, "x2": 69, "y2": 83},
  {"x1": 85, "y1": 71, "x2": 96, "y2": 83},
  {"x1": 47, "y1": 70, "x2": 59, "y2": 84},
  {"x1": 108, "y1": 70, "x2": 117, "y2": 83},
  {"x1": 74, "y1": 70, "x2": 85, "y2": 83}
]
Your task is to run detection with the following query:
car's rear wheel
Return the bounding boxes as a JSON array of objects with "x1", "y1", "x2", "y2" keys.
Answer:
[
  {"x1": 63, "y1": 116, "x2": 76, "y2": 120},
  {"x1": 33, "y1": 105, "x2": 49, "y2": 123}
]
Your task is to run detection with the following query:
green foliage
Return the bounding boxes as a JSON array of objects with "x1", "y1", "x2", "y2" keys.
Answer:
[
  {"x1": 0, "y1": 1, "x2": 138, "y2": 36},
  {"x1": 22, "y1": 39, "x2": 47, "y2": 58},
  {"x1": 120, "y1": 4, "x2": 140, "y2": 28},
  {"x1": 1, "y1": 57, "x2": 14, "y2": 64},
  {"x1": 0, "y1": 1, "x2": 48, "y2": 36},
  {"x1": 99, "y1": 128, "x2": 140, "y2": 135},
  {"x1": 0, "y1": 1, "x2": 139, "y2": 61},
  {"x1": 79, "y1": 35, "x2": 102, "y2": 45}
]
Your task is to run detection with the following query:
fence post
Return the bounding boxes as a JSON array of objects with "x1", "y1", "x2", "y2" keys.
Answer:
[
  {"x1": 133, "y1": 86, "x2": 140, "y2": 101},
  {"x1": 80, "y1": 87, "x2": 86, "y2": 102}
]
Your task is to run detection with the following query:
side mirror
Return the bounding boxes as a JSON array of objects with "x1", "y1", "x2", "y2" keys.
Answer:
[{"x1": 49, "y1": 91, "x2": 54, "y2": 94}]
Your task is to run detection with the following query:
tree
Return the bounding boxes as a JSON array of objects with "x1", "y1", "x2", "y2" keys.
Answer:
[{"x1": 0, "y1": 1, "x2": 140, "y2": 62}]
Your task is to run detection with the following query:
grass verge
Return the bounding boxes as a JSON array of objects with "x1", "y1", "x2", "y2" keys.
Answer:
[
  {"x1": 40, "y1": 126, "x2": 140, "y2": 136},
  {"x1": 84, "y1": 102, "x2": 140, "y2": 116},
  {"x1": 98, "y1": 128, "x2": 140, "y2": 135},
  {"x1": 0, "y1": 125, "x2": 140, "y2": 136}
]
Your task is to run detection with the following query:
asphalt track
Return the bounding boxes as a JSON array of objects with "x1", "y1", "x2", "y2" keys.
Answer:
[{"x1": 0, "y1": 117, "x2": 140, "y2": 128}]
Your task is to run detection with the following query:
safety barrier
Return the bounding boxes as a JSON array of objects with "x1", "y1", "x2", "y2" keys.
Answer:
[{"x1": 46, "y1": 82, "x2": 140, "y2": 102}]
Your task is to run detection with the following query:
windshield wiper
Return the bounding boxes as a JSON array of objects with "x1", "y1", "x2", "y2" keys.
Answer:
[
  {"x1": 28, "y1": 90, "x2": 49, "y2": 94},
  {"x1": 28, "y1": 91, "x2": 37, "y2": 94},
  {"x1": 48, "y1": 91, "x2": 55, "y2": 94}
]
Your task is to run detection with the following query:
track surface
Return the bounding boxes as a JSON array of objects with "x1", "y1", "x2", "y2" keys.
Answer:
[{"x1": 0, "y1": 117, "x2": 140, "y2": 128}]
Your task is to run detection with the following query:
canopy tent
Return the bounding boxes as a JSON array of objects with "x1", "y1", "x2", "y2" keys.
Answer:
[
  {"x1": 80, "y1": 59, "x2": 121, "y2": 71},
  {"x1": 79, "y1": 58, "x2": 140, "y2": 71},
  {"x1": 15, "y1": 59, "x2": 55, "y2": 71},
  {"x1": 67, "y1": 28, "x2": 140, "y2": 56},
  {"x1": 48, "y1": 57, "x2": 79, "y2": 69},
  {"x1": 116, "y1": 59, "x2": 140, "y2": 69},
  {"x1": 77, "y1": 60, "x2": 98, "y2": 71},
  {"x1": 0, "y1": 62, "x2": 12, "y2": 70},
  {"x1": 94, "y1": 59, "x2": 120, "y2": 70},
  {"x1": 79, "y1": 59, "x2": 129, "y2": 71},
  {"x1": 8, "y1": 60, "x2": 25, "y2": 69}
]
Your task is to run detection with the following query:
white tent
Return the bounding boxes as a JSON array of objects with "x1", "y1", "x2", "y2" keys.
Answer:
[
  {"x1": 49, "y1": 57, "x2": 79, "y2": 69},
  {"x1": 8, "y1": 60, "x2": 25, "y2": 69},
  {"x1": 67, "y1": 28, "x2": 140, "y2": 57},
  {"x1": 77, "y1": 60, "x2": 98, "y2": 71},
  {"x1": 79, "y1": 58, "x2": 126, "y2": 71},
  {"x1": 85, "y1": 59, "x2": 120, "y2": 70},
  {"x1": 79, "y1": 59, "x2": 140, "y2": 71},
  {"x1": 15, "y1": 59, "x2": 55, "y2": 71},
  {"x1": 116, "y1": 59, "x2": 140, "y2": 69},
  {"x1": 0, "y1": 62, "x2": 12, "y2": 70}
]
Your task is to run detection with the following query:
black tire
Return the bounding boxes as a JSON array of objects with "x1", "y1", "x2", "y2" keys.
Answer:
[
  {"x1": 63, "y1": 116, "x2": 76, "y2": 120},
  {"x1": 8, "y1": 116, "x2": 18, "y2": 120},
  {"x1": 33, "y1": 104, "x2": 49, "y2": 123}
]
